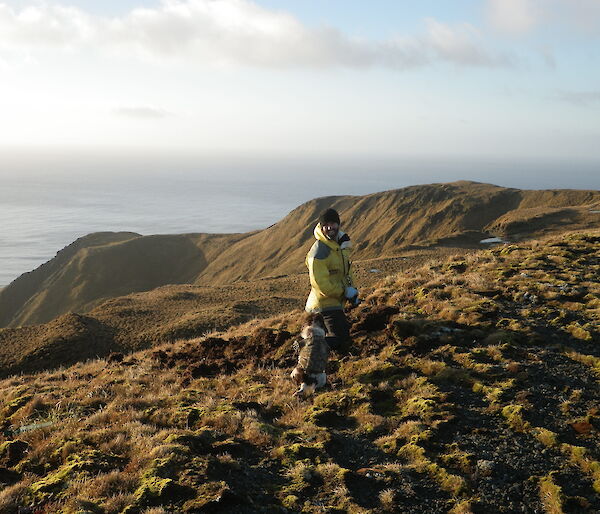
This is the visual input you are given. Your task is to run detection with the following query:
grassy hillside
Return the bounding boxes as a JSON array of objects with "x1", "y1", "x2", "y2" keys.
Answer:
[
  {"x1": 1, "y1": 181, "x2": 599, "y2": 329},
  {"x1": 0, "y1": 233, "x2": 219, "y2": 328},
  {"x1": 194, "y1": 181, "x2": 600, "y2": 282},
  {"x1": 0, "y1": 231, "x2": 598, "y2": 513},
  {"x1": 0, "y1": 232, "x2": 139, "y2": 328},
  {"x1": 0, "y1": 248, "x2": 457, "y2": 379}
]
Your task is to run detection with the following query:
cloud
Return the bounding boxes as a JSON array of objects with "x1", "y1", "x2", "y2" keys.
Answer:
[
  {"x1": 538, "y1": 46, "x2": 556, "y2": 69},
  {"x1": 486, "y1": 0, "x2": 539, "y2": 34},
  {"x1": 557, "y1": 90, "x2": 600, "y2": 106},
  {"x1": 0, "y1": 0, "x2": 511, "y2": 70},
  {"x1": 0, "y1": 3, "x2": 93, "y2": 49},
  {"x1": 486, "y1": 0, "x2": 600, "y2": 35},
  {"x1": 425, "y1": 18, "x2": 513, "y2": 67},
  {"x1": 114, "y1": 106, "x2": 171, "y2": 119}
]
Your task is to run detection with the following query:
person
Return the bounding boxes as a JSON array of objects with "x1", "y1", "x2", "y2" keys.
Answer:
[{"x1": 305, "y1": 208, "x2": 358, "y2": 354}]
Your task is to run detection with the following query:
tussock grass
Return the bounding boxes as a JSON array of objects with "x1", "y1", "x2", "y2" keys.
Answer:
[{"x1": 1, "y1": 231, "x2": 599, "y2": 512}]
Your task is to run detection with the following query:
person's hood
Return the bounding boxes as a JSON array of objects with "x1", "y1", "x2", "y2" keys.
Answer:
[{"x1": 314, "y1": 223, "x2": 352, "y2": 250}]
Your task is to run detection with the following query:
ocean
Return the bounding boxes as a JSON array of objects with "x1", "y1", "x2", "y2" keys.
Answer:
[{"x1": 1, "y1": 153, "x2": 598, "y2": 287}]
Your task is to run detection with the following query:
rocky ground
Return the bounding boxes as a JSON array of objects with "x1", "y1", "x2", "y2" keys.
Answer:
[{"x1": 0, "y1": 231, "x2": 598, "y2": 513}]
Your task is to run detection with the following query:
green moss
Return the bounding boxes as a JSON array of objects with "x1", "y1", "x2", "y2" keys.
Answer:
[
  {"x1": 141, "y1": 453, "x2": 185, "y2": 482},
  {"x1": 397, "y1": 441, "x2": 427, "y2": 462},
  {"x1": 282, "y1": 494, "x2": 300, "y2": 509},
  {"x1": 273, "y1": 442, "x2": 325, "y2": 466},
  {"x1": 133, "y1": 476, "x2": 179, "y2": 505},
  {"x1": 0, "y1": 439, "x2": 29, "y2": 466},
  {"x1": 312, "y1": 392, "x2": 350, "y2": 411},
  {"x1": 132, "y1": 453, "x2": 193, "y2": 507},
  {"x1": 178, "y1": 389, "x2": 206, "y2": 406},
  {"x1": 533, "y1": 428, "x2": 558, "y2": 448},
  {"x1": 304, "y1": 390, "x2": 366, "y2": 428},
  {"x1": 472, "y1": 379, "x2": 515, "y2": 404},
  {"x1": 376, "y1": 424, "x2": 431, "y2": 455},
  {"x1": 440, "y1": 444, "x2": 475, "y2": 474},
  {"x1": 562, "y1": 444, "x2": 587, "y2": 464},
  {"x1": 414, "y1": 286, "x2": 431, "y2": 300},
  {"x1": 427, "y1": 462, "x2": 465, "y2": 496},
  {"x1": 29, "y1": 450, "x2": 124, "y2": 502},
  {"x1": 280, "y1": 461, "x2": 316, "y2": 500},
  {"x1": 173, "y1": 400, "x2": 238, "y2": 428},
  {"x1": 400, "y1": 397, "x2": 436, "y2": 419},
  {"x1": 316, "y1": 462, "x2": 352, "y2": 490},
  {"x1": 501, "y1": 404, "x2": 530, "y2": 432},
  {"x1": 449, "y1": 500, "x2": 475, "y2": 514},
  {"x1": 363, "y1": 363, "x2": 401, "y2": 383},
  {"x1": 398, "y1": 442, "x2": 465, "y2": 495},
  {"x1": 538, "y1": 473, "x2": 564, "y2": 514},
  {"x1": 560, "y1": 444, "x2": 600, "y2": 491},
  {"x1": 30, "y1": 463, "x2": 73, "y2": 498},
  {"x1": 181, "y1": 481, "x2": 233, "y2": 512},
  {"x1": 1, "y1": 394, "x2": 33, "y2": 421},
  {"x1": 564, "y1": 350, "x2": 600, "y2": 378}
]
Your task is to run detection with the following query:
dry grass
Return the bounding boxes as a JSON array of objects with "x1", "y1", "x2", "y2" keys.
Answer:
[{"x1": 0, "y1": 231, "x2": 599, "y2": 512}]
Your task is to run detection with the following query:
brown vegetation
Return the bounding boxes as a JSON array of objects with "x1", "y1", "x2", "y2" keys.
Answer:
[
  {"x1": 1, "y1": 181, "x2": 599, "y2": 329},
  {"x1": 0, "y1": 231, "x2": 598, "y2": 513}
]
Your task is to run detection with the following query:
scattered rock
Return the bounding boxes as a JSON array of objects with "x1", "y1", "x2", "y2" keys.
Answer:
[{"x1": 476, "y1": 460, "x2": 495, "y2": 477}]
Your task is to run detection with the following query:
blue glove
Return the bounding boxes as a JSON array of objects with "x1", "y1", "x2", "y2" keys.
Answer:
[{"x1": 344, "y1": 286, "x2": 358, "y2": 299}]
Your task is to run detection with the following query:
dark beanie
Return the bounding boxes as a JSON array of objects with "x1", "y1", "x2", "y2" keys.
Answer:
[{"x1": 320, "y1": 208, "x2": 340, "y2": 226}]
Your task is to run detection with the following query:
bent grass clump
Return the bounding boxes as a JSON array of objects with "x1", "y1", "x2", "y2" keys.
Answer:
[
  {"x1": 539, "y1": 472, "x2": 564, "y2": 514},
  {"x1": 397, "y1": 441, "x2": 466, "y2": 496}
]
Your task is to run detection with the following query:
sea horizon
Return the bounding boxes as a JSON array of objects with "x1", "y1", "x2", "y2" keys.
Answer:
[{"x1": 2, "y1": 153, "x2": 599, "y2": 287}]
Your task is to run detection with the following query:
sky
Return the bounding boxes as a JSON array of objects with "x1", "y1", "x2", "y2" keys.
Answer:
[{"x1": 0, "y1": 0, "x2": 599, "y2": 161}]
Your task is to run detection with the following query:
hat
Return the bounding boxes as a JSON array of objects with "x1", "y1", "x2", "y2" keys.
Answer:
[{"x1": 319, "y1": 208, "x2": 340, "y2": 226}]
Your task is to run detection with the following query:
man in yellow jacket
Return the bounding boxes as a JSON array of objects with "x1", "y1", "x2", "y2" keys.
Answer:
[{"x1": 305, "y1": 208, "x2": 358, "y2": 354}]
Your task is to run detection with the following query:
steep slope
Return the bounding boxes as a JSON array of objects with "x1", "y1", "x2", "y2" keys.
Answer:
[
  {"x1": 0, "y1": 232, "x2": 139, "y2": 327},
  {"x1": 1, "y1": 181, "x2": 598, "y2": 328},
  {"x1": 0, "y1": 248, "x2": 458, "y2": 379},
  {"x1": 0, "y1": 231, "x2": 598, "y2": 513},
  {"x1": 0, "y1": 233, "x2": 237, "y2": 328},
  {"x1": 196, "y1": 182, "x2": 600, "y2": 284}
]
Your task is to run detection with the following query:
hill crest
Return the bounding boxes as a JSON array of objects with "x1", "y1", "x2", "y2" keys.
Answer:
[{"x1": 1, "y1": 181, "x2": 599, "y2": 328}]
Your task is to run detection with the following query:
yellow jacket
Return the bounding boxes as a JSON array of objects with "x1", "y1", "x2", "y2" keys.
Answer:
[{"x1": 305, "y1": 223, "x2": 355, "y2": 312}]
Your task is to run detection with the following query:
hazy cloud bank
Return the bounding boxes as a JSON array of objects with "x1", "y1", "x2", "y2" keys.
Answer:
[
  {"x1": 114, "y1": 106, "x2": 171, "y2": 119},
  {"x1": 557, "y1": 90, "x2": 600, "y2": 106},
  {"x1": 486, "y1": 0, "x2": 600, "y2": 35},
  {"x1": 0, "y1": 0, "x2": 511, "y2": 69}
]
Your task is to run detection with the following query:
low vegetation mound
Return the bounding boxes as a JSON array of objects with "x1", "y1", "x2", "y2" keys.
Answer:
[
  {"x1": 0, "y1": 231, "x2": 598, "y2": 513},
  {"x1": 1, "y1": 181, "x2": 599, "y2": 328},
  {"x1": 0, "y1": 246, "x2": 460, "y2": 379},
  {"x1": 0, "y1": 275, "x2": 305, "y2": 379}
]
